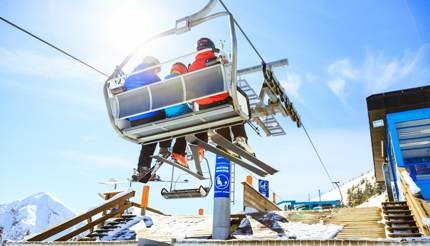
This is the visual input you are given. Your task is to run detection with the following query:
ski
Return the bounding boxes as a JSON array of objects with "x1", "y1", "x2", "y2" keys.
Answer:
[
  {"x1": 189, "y1": 143, "x2": 203, "y2": 176},
  {"x1": 135, "y1": 158, "x2": 165, "y2": 183},
  {"x1": 151, "y1": 155, "x2": 207, "y2": 180},
  {"x1": 185, "y1": 135, "x2": 268, "y2": 177},
  {"x1": 208, "y1": 130, "x2": 278, "y2": 175}
]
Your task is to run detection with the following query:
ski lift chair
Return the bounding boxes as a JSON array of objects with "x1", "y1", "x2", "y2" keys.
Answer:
[
  {"x1": 161, "y1": 157, "x2": 213, "y2": 199},
  {"x1": 106, "y1": 63, "x2": 250, "y2": 145},
  {"x1": 161, "y1": 185, "x2": 210, "y2": 199}
]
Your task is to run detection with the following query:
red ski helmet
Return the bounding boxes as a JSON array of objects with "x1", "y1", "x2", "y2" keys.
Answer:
[
  {"x1": 170, "y1": 62, "x2": 188, "y2": 75},
  {"x1": 197, "y1": 37, "x2": 219, "y2": 53}
]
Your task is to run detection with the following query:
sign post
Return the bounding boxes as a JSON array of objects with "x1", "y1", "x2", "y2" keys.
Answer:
[
  {"x1": 212, "y1": 155, "x2": 231, "y2": 240},
  {"x1": 258, "y1": 179, "x2": 269, "y2": 198}
]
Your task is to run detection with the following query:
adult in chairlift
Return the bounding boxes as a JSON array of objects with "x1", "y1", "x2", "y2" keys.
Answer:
[
  {"x1": 125, "y1": 56, "x2": 169, "y2": 182},
  {"x1": 190, "y1": 37, "x2": 255, "y2": 158}
]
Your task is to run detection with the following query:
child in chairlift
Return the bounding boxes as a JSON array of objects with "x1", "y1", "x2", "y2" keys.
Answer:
[{"x1": 159, "y1": 62, "x2": 193, "y2": 168}]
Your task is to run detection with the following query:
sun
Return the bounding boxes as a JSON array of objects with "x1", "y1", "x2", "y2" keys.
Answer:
[{"x1": 105, "y1": 2, "x2": 168, "y2": 55}]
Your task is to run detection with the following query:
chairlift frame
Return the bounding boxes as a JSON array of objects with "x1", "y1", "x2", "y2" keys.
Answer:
[{"x1": 104, "y1": 0, "x2": 242, "y2": 145}]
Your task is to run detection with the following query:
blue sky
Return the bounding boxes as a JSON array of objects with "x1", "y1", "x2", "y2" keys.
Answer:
[{"x1": 1, "y1": 0, "x2": 429, "y2": 215}]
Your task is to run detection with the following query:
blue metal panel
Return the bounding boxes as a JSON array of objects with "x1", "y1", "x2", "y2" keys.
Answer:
[
  {"x1": 386, "y1": 107, "x2": 430, "y2": 167},
  {"x1": 386, "y1": 107, "x2": 430, "y2": 201}
]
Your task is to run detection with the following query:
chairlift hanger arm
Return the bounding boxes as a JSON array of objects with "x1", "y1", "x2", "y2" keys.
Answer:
[{"x1": 108, "y1": 0, "x2": 226, "y2": 80}]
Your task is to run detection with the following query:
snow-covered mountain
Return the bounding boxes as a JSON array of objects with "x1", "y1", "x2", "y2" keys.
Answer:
[
  {"x1": 313, "y1": 170, "x2": 386, "y2": 207},
  {"x1": 0, "y1": 192, "x2": 76, "y2": 242}
]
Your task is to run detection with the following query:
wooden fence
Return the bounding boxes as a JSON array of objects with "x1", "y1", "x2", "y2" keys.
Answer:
[{"x1": 242, "y1": 182, "x2": 281, "y2": 212}]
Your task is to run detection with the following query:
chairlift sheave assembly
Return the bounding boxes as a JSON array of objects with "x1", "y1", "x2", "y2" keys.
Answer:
[{"x1": 103, "y1": 0, "x2": 302, "y2": 196}]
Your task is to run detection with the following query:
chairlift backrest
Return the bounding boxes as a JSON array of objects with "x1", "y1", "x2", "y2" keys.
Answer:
[{"x1": 114, "y1": 64, "x2": 230, "y2": 120}]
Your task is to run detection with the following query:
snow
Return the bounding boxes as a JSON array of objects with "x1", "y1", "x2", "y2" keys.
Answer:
[
  {"x1": 0, "y1": 192, "x2": 77, "y2": 242},
  {"x1": 133, "y1": 211, "x2": 342, "y2": 241},
  {"x1": 313, "y1": 170, "x2": 375, "y2": 202},
  {"x1": 101, "y1": 215, "x2": 143, "y2": 241},
  {"x1": 357, "y1": 193, "x2": 386, "y2": 208},
  {"x1": 400, "y1": 170, "x2": 421, "y2": 195}
]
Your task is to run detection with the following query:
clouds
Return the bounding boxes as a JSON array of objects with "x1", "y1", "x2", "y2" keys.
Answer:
[
  {"x1": 326, "y1": 44, "x2": 430, "y2": 99},
  {"x1": 282, "y1": 72, "x2": 303, "y2": 101}
]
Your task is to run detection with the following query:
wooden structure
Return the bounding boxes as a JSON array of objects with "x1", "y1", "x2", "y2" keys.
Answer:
[
  {"x1": 382, "y1": 201, "x2": 421, "y2": 237},
  {"x1": 399, "y1": 168, "x2": 430, "y2": 236},
  {"x1": 242, "y1": 182, "x2": 281, "y2": 212},
  {"x1": 27, "y1": 190, "x2": 135, "y2": 241},
  {"x1": 326, "y1": 207, "x2": 386, "y2": 239}
]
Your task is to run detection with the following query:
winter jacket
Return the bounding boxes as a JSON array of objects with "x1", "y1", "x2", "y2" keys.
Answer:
[
  {"x1": 188, "y1": 51, "x2": 229, "y2": 105},
  {"x1": 163, "y1": 74, "x2": 192, "y2": 118},
  {"x1": 124, "y1": 63, "x2": 161, "y2": 120}
]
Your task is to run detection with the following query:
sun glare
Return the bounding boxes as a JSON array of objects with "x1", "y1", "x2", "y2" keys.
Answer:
[{"x1": 106, "y1": 2, "x2": 168, "y2": 54}]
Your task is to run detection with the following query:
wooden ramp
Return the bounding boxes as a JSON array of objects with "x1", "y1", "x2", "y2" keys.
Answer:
[
  {"x1": 242, "y1": 182, "x2": 281, "y2": 212},
  {"x1": 327, "y1": 207, "x2": 386, "y2": 239}
]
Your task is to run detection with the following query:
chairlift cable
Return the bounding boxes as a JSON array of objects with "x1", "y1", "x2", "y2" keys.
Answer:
[
  {"x1": 0, "y1": 16, "x2": 109, "y2": 78},
  {"x1": 218, "y1": 0, "x2": 266, "y2": 64},
  {"x1": 217, "y1": 1, "x2": 336, "y2": 188},
  {"x1": 301, "y1": 123, "x2": 335, "y2": 186}
]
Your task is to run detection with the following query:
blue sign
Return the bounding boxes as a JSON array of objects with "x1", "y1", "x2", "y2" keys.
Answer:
[
  {"x1": 214, "y1": 155, "x2": 231, "y2": 198},
  {"x1": 258, "y1": 179, "x2": 269, "y2": 198}
]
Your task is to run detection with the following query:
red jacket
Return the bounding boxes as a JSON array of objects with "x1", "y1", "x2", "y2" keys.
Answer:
[{"x1": 189, "y1": 51, "x2": 229, "y2": 105}]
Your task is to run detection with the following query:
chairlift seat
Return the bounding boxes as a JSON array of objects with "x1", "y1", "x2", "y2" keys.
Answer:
[
  {"x1": 107, "y1": 64, "x2": 249, "y2": 144},
  {"x1": 161, "y1": 186, "x2": 210, "y2": 199}
]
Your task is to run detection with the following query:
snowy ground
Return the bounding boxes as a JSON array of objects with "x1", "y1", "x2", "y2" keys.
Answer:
[
  {"x1": 357, "y1": 193, "x2": 386, "y2": 208},
  {"x1": 131, "y1": 211, "x2": 343, "y2": 242}
]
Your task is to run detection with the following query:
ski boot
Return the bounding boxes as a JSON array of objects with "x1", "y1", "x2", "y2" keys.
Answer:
[
  {"x1": 171, "y1": 152, "x2": 189, "y2": 168},
  {"x1": 233, "y1": 137, "x2": 256, "y2": 157}
]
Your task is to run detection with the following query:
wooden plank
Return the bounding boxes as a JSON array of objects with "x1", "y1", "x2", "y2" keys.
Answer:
[
  {"x1": 242, "y1": 182, "x2": 281, "y2": 212},
  {"x1": 27, "y1": 190, "x2": 135, "y2": 241},
  {"x1": 55, "y1": 203, "x2": 132, "y2": 241},
  {"x1": 326, "y1": 207, "x2": 386, "y2": 239},
  {"x1": 399, "y1": 168, "x2": 430, "y2": 236}
]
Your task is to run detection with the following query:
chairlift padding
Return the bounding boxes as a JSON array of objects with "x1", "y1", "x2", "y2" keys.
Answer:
[{"x1": 107, "y1": 64, "x2": 249, "y2": 144}]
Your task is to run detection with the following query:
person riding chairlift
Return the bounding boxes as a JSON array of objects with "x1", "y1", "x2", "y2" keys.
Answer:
[
  {"x1": 126, "y1": 56, "x2": 169, "y2": 181},
  {"x1": 189, "y1": 37, "x2": 255, "y2": 158},
  {"x1": 158, "y1": 62, "x2": 192, "y2": 168}
]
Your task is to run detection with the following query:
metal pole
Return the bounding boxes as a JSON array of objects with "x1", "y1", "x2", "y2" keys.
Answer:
[
  {"x1": 332, "y1": 181, "x2": 344, "y2": 207},
  {"x1": 212, "y1": 155, "x2": 231, "y2": 240}
]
